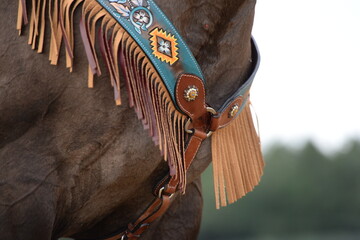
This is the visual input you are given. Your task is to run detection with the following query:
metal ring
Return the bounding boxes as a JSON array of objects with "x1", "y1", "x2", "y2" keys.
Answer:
[
  {"x1": 184, "y1": 107, "x2": 217, "y2": 136},
  {"x1": 205, "y1": 107, "x2": 216, "y2": 137},
  {"x1": 158, "y1": 187, "x2": 165, "y2": 198},
  {"x1": 158, "y1": 186, "x2": 174, "y2": 199},
  {"x1": 184, "y1": 119, "x2": 193, "y2": 134},
  {"x1": 206, "y1": 107, "x2": 217, "y2": 115}
]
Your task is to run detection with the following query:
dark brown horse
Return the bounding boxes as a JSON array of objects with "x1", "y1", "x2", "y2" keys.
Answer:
[{"x1": 0, "y1": 0, "x2": 258, "y2": 239}]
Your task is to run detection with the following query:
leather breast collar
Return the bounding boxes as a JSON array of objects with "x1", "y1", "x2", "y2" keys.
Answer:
[
  {"x1": 16, "y1": 0, "x2": 264, "y2": 239},
  {"x1": 98, "y1": 39, "x2": 260, "y2": 240}
]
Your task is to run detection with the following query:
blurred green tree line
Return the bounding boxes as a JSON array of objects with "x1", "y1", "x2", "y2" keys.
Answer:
[{"x1": 199, "y1": 140, "x2": 360, "y2": 240}]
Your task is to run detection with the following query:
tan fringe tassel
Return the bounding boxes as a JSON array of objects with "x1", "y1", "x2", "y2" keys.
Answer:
[
  {"x1": 16, "y1": 0, "x2": 24, "y2": 35},
  {"x1": 59, "y1": 0, "x2": 82, "y2": 70},
  {"x1": 49, "y1": 0, "x2": 63, "y2": 64},
  {"x1": 82, "y1": 0, "x2": 105, "y2": 87},
  {"x1": 211, "y1": 101, "x2": 264, "y2": 209},
  {"x1": 17, "y1": 0, "x2": 189, "y2": 191}
]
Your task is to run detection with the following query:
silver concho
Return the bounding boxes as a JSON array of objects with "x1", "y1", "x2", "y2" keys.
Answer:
[
  {"x1": 184, "y1": 86, "x2": 199, "y2": 102},
  {"x1": 229, "y1": 104, "x2": 239, "y2": 118}
]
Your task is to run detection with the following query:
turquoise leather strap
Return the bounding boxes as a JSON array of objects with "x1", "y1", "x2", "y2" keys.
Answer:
[{"x1": 97, "y1": 0, "x2": 205, "y2": 102}]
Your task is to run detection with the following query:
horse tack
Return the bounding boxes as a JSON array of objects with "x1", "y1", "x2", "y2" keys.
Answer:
[
  {"x1": 102, "y1": 45, "x2": 261, "y2": 239},
  {"x1": 17, "y1": 0, "x2": 264, "y2": 239}
]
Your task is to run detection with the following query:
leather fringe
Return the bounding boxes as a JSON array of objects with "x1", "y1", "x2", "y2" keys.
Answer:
[
  {"x1": 17, "y1": 0, "x2": 263, "y2": 199},
  {"x1": 17, "y1": 0, "x2": 188, "y2": 192},
  {"x1": 211, "y1": 102, "x2": 264, "y2": 209}
]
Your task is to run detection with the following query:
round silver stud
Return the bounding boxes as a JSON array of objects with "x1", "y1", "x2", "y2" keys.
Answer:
[
  {"x1": 184, "y1": 85, "x2": 199, "y2": 101},
  {"x1": 229, "y1": 104, "x2": 239, "y2": 118}
]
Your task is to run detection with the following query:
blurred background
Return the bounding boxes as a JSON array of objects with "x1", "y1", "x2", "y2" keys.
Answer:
[{"x1": 199, "y1": 0, "x2": 360, "y2": 239}]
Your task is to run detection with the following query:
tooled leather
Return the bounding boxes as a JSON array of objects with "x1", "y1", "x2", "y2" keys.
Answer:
[{"x1": 96, "y1": 0, "x2": 205, "y2": 101}]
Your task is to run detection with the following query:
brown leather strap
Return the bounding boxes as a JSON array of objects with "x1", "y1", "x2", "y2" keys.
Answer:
[
  {"x1": 126, "y1": 195, "x2": 171, "y2": 239},
  {"x1": 185, "y1": 129, "x2": 207, "y2": 170},
  {"x1": 102, "y1": 194, "x2": 172, "y2": 240},
  {"x1": 111, "y1": 130, "x2": 207, "y2": 239}
]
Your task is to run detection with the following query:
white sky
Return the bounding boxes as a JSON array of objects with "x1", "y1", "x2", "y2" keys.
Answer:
[{"x1": 251, "y1": 0, "x2": 360, "y2": 152}]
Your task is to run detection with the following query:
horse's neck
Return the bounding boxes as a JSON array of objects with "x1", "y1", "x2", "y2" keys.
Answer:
[{"x1": 0, "y1": 0, "x2": 257, "y2": 237}]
